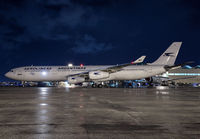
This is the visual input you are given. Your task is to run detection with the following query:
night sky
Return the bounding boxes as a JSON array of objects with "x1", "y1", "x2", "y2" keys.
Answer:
[{"x1": 0, "y1": 0, "x2": 200, "y2": 81}]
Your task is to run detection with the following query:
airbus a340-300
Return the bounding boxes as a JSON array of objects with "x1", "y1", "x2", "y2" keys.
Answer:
[{"x1": 5, "y1": 42, "x2": 183, "y2": 87}]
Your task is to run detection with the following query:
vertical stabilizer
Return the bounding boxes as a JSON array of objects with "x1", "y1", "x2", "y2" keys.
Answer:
[{"x1": 151, "y1": 42, "x2": 182, "y2": 66}]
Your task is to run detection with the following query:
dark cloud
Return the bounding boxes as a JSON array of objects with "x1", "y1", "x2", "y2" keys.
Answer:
[
  {"x1": 38, "y1": 0, "x2": 71, "y2": 5},
  {"x1": 0, "y1": 0, "x2": 106, "y2": 52},
  {"x1": 72, "y1": 0, "x2": 116, "y2": 7},
  {"x1": 72, "y1": 34, "x2": 112, "y2": 54}
]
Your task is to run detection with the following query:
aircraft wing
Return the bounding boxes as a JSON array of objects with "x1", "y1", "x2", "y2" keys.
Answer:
[
  {"x1": 67, "y1": 55, "x2": 146, "y2": 78},
  {"x1": 67, "y1": 71, "x2": 89, "y2": 78},
  {"x1": 164, "y1": 61, "x2": 194, "y2": 71},
  {"x1": 101, "y1": 55, "x2": 146, "y2": 73}
]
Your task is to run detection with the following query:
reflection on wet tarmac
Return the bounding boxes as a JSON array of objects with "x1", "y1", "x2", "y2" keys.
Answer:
[
  {"x1": 156, "y1": 91, "x2": 169, "y2": 95},
  {"x1": 40, "y1": 103, "x2": 48, "y2": 106}
]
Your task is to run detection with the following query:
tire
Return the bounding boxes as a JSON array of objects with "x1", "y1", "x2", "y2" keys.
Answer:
[
  {"x1": 92, "y1": 84, "x2": 97, "y2": 88},
  {"x1": 98, "y1": 84, "x2": 103, "y2": 88}
]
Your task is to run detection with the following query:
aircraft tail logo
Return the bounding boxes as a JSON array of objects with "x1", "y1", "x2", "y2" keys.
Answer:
[{"x1": 151, "y1": 42, "x2": 182, "y2": 66}]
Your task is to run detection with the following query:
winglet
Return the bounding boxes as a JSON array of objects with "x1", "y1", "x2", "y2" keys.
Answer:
[{"x1": 132, "y1": 56, "x2": 146, "y2": 64}]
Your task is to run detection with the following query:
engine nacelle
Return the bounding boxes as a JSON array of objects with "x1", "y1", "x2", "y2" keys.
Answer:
[
  {"x1": 68, "y1": 76, "x2": 85, "y2": 84},
  {"x1": 145, "y1": 77, "x2": 166, "y2": 84},
  {"x1": 89, "y1": 71, "x2": 110, "y2": 80},
  {"x1": 145, "y1": 77, "x2": 153, "y2": 83}
]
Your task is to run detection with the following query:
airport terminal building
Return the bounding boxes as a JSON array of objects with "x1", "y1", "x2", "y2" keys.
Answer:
[{"x1": 167, "y1": 65, "x2": 200, "y2": 84}]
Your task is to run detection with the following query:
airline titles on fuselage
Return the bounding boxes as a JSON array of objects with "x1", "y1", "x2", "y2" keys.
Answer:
[{"x1": 24, "y1": 66, "x2": 86, "y2": 72}]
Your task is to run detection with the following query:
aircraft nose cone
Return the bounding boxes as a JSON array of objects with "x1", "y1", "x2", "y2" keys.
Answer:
[{"x1": 5, "y1": 72, "x2": 11, "y2": 78}]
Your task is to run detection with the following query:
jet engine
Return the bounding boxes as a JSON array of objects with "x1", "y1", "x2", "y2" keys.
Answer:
[
  {"x1": 68, "y1": 76, "x2": 85, "y2": 84},
  {"x1": 145, "y1": 77, "x2": 153, "y2": 83},
  {"x1": 89, "y1": 71, "x2": 109, "y2": 80},
  {"x1": 145, "y1": 76, "x2": 170, "y2": 86}
]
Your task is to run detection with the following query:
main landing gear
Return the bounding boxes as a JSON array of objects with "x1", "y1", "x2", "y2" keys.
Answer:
[{"x1": 92, "y1": 83, "x2": 103, "y2": 88}]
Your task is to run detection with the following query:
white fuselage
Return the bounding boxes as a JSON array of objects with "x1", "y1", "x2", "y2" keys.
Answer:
[{"x1": 5, "y1": 65, "x2": 166, "y2": 82}]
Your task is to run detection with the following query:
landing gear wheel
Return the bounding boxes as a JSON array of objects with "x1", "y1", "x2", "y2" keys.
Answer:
[
  {"x1": 98, "y1": 84, "x2": 103, "y2": 88},
  {"x1": 92, "y1": 84, "x2": 97, "y2": 88}
]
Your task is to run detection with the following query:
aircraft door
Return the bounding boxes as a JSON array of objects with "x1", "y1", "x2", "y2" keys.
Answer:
[{"x1": 16, "y1": 70, "x2": 24, "y2": 80}]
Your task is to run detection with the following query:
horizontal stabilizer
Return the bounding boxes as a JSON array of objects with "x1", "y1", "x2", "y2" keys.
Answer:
[{"x1": 164, "y1": 61, "x2": 194, "y2": 71}]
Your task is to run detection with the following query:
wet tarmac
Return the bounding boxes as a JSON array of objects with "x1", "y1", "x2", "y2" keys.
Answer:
[{"x1": 0, "y1": 87, "x2": 199, "y2": 139}]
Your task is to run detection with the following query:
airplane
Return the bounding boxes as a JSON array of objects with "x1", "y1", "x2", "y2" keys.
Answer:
[
  {"x1": 5, "y1": 42, "x2": 182, "y2": 88},
  {"x1": 4, "y1": 55, "x2": 146, "y2": 86}
]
